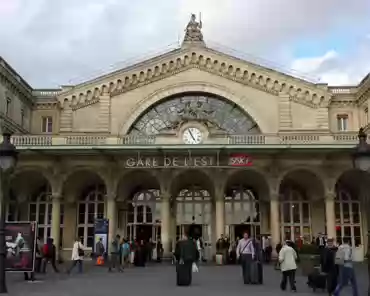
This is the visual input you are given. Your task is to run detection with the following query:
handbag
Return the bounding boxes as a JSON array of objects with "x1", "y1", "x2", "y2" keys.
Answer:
[
  {"x1": 238, "y1": 241, "x2": 252, "y2": 264},
  {"x1": 192, "y1": 262, "x2": 199, "y2": 273},
  {"x1": 77, "y1": 243, "x2": 84, "y2": 257}
]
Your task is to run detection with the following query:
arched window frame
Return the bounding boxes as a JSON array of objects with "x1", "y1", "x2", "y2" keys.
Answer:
[
  {"x1": 280, "y1": 188, "x2": 312, "y2": 243},
  {"x1": 335, "y1": 188, "x2": 362, "y2": 246},
  {"x1": 175, "y1": 186, "x2": 211, "y2": 225},
  {"x1": 127, "y1": 189, "x2": 161, "y2": 224},
  {"x1": 129, "y1": 93, "x2": 260, "y2": 136},
  {"x1": 28, "y1": 187, "x2": 65, "y2": 244},
  {"x1": 77, "y1": 186, "x2": 105, "y2": 248}
]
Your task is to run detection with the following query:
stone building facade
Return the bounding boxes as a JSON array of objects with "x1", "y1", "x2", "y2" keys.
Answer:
[{"x1": 1, "y1": 17, "x2": 370, "y2": 259}]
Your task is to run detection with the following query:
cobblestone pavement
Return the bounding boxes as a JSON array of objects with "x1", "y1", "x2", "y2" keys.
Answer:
[{"x1": 6, "y1": 263, "x2": 368, "y2": 296}]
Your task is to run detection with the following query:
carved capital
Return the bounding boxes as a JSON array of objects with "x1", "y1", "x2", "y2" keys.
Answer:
[{"x1": 325, "y1": 192, "x2": 336, "y2": 202}]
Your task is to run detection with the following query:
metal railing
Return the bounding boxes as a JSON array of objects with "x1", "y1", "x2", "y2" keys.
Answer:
[{"x1": 8, "y1": 132, "x2": 365, "y2": 147}]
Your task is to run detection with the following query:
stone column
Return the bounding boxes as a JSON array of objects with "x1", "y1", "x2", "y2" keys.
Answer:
[
  {"x1": 106, "y1": 194, "x2": 117, "y2": 248},
  {"x1": 51, "y1": 194, "x2": 61, "y2": 257},
  {"x1": 270, "y1": 194, "x2": 280, "y2": 250},
  {"x1": 215, "y1": 196, "x2": 225, "y2": 240},
  {"x1": 325, "y1": 193, "x2": 336, "y2": 241},
  {"x1": 161, "y1": 193, "x2": 171, "y2": 257}
]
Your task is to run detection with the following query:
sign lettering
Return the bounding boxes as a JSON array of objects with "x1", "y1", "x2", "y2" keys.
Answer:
[{"x1": 229, "y1": 154, "x2": 252, "y2": 167}]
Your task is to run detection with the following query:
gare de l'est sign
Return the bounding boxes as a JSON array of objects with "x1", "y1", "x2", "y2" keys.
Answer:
[{"x1": 123, "y1": 153, "x2": 252, "y2": 168}]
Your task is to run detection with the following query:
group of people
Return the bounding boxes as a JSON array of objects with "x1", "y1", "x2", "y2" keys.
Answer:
[{"x1": 94, "y1": 235, "x2": 165, "y2": 272}]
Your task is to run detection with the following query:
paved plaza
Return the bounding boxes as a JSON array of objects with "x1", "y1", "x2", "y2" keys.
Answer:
[{"x1": 6, "y1": 263, "x2": 368, "y2": 296}]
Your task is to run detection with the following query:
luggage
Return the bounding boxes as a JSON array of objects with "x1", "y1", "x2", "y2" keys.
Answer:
[
  {"x1": 215, "y1": 254, "x2": 223, "y2": 265},
  {"x1": 307, "y1": 270, "x2": 327, "y2": 292},
  {"x1": 176, "y1": 262, "x2": 192, "y2": 286},
  {"x1": 250, "y1": 261, "x2": 263, "y2": 284}
]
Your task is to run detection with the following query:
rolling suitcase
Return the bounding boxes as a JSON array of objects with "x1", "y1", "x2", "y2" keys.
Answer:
[
  {"x1": 176, "y1": 262, "x2": 192, "y2": 286},
  {"x1": 307, "y1": 270, "x2": 327, "y2": 292},
  {"x1": 250, "y1": 261, "x2": 263, "y2": 284}
]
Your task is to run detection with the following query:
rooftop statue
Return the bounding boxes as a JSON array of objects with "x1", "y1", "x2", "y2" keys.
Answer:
[{"x1": 184, "y1": 13, "x2": 203, "y2": 42}]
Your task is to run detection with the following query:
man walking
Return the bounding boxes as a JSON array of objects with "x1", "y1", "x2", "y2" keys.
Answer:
[
  {"x1": 108, "y1": 234, "x2": 123, "y2": 272},
  {"x1": 236, "y1": 232, "x2": 255, "y2": 285}
]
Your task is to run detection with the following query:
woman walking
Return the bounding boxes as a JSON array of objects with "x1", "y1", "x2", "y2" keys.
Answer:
[
  {"x1": 278, "y1": 240, "x2": 298, "y2": 292},
  {"x1": 67, "y1": 237, "x2": 85, "y2": 274}
]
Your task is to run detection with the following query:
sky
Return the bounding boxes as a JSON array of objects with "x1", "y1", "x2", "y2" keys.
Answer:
[{"x1": 0, "y1": 0, "x2": 370, "y2": 88}]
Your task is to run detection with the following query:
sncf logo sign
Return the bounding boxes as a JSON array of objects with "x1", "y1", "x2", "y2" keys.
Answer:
[{"x1": 228, "y1": 154, "x2": 252, "y2": 166}]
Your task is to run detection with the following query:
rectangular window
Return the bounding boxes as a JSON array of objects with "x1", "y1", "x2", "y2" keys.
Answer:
[
  {"x1": 5, "y1": 98, "x2": 11, "y2": 116},
  {"x1": 21, "y1": 109, "x2": 25, "y2": 127},
  {"x1": 337, "y1": 114, "x2": 348, "y2": 131},
  {"x1": 41, "y1": 116, "x2": 53, "y2": 133}
]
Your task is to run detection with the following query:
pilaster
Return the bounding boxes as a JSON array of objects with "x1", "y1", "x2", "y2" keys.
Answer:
[
  {"x1": 161, "y1": 191, "x2": 171, "y2": 256},
  {"x1": 316, "y1": 107, "x2": 329, "y2": 129},
  {"x1": 106, "y1": 192, "x2": 117, "y2": 249},
  {"x1": 214, "y1": 176, "x2": 225, "y2": 240},
  {"x1": 325, "y1": 192, "x2": 336, "y2": 241},
  {"x1": 59, "y1": 101, "x2": 73, "y2": 132},
  {"x1": 98, "y1": 95, "x2": 111, "y2": 132},
  {"x1": 270, "y1": 192, "x2": 280, "y2": 249},
  {"x1": 278, "y1": 94, "x2": 292, "y2": 129},
  {"x1": 50, "y1": 193, "x2": 62, "y2": 255}
]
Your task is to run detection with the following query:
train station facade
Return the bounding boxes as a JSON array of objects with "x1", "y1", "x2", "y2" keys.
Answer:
[{"x1": 1, "y1": 17, "x2": 370, "y2": 259}]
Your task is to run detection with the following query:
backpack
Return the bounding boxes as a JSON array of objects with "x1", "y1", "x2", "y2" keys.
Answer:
[{"x1": 43, "y1": 244, "x2": 49, "y2": 256}]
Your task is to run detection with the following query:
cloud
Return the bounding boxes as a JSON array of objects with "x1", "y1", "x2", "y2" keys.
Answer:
[{"x1": 0, "y1": 0, "x2": 370, "y2": 87}]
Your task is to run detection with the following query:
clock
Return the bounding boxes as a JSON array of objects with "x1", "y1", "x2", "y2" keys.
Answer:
[{"x1": 182, "y1": 127, "x2": 203, "y2": 144}]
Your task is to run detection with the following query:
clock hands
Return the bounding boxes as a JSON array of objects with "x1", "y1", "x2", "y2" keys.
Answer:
[{"x1": 188, "y1": 128, "x2": 197, "y2": 142}]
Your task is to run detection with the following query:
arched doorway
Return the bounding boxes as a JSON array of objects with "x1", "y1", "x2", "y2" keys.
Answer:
[
  {"x1": 63, "y1": 169, "x2": 106, "y2": 249},
  {"x1": 172, "y1": 170, "x2": 213, "y2": 259},
  {"x1": 118, "y1": 170, "x2": 161, "y2": 243},
  {"x1": 225, "y1": 170, "x2": 269, "y2": 241},
  {"x1": 335, "y1": 170, "x2": 364, "y2": 246},
  {"x1": 279, "y1": 169, "x2": 324, "y2": 243}
]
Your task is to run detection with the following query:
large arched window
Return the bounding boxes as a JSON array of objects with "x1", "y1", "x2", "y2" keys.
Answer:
[
  {"x1": 335, "y1": 189, "x2": 362, "y2": 246},
  {"x1": 126, "y1": 189, "x2": 161, "y2": 242},
  {"x1": 129, "y1": 93, "x2": 260, "y2": 136},
  {"x1": 28, "y1": 186, "x2": 64, "y2": 244},
  {"x1": 280, "y1": 188, "x2": 311, "y2": 243},
  {"x1": 77, "y1": 185, "x2": 105, "y2": 248},
  {"x1": 225, "y1": 187, "x2": 260, "y2": 237},
  {"x1": 176, "y1": 186, "x2": 212, "y2": 244}
]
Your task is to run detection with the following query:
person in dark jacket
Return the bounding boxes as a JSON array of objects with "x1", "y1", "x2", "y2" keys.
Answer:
[
  {"x1": 321, "y1": 238, "x2": 338, "y2": 294},
  {"x1": 174, "y1": 231, "x2": 199, "y2": 286}
]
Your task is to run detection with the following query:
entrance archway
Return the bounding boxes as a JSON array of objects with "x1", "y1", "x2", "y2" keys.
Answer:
[
  {"x1": 335, "y1": 170, "x2": 365, "y2": 246},
  {"x1": 118, "y1": 170, "x2": 161, "y2": 243},
  {"x1": 172, "y1": 170, "x2": 213, "y2": 258},
  {"x1": 279, "y1": 169, "x2": 324, "y2": 243},
  {"x1": 225, "y1": 170, "x2": 269, "y2": 241}
]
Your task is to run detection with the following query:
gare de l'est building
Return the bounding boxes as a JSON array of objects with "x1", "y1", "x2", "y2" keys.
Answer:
[{"x1": 1, "y1": 18, "x2": 370, "y2": 260}]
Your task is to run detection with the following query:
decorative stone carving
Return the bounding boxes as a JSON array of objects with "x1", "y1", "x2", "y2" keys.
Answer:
[{"x1": 184, "y1": 14, "x2": 203, "y2": 42}]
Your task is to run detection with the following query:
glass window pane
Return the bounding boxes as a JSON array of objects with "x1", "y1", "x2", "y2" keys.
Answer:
[
  {"x1": 302, "y1": 203, "x2": 310, "y2": 223},
  {"x1": 353, "y1": 227, "x2": 361, "y2": 246},
  {"x1": 97, "y1": 203, "x2": 104, "y2": 218},
  {"x1": 38, "y1": 204, "x2": 46, "y2": 225},
  {"x1": 87, "y1": 227, "x2": 94, "y2": 248},
  {"x1": 336, "y1": 226, "x2": 342, "y2": 244},
  {"x1": 38, "y1": 227, "x2": 45, "y2": 242},
  {"x1": 292, "y1": 203, "x2": 300, "y2": 223},
  {"x1": 78, "y1": 204, "x2": 85, "y2": 224},
  {"x1": 335, "y1": 203, "x2": 341, "y2": 223},
  {"x1": 47, "y1": 204, "x2": 52, "y2": 224},
  {"x1": 29, "y1": 204, "x2": 37, "y2": 222},
  {"x1": 78, "y1": 227, "x2": 85, "y2": 244},
  {"x1": 283, "y1": 226, "x2": 291, "y2": 241},
  {"x1": 294, "y1": 226, "x2": 301, "y2": 241},
  {"x1": 342, "y1": 203, "x2": 350, "y2": 223},
  {"x1": 351, "y1": 203, "x2": 360, "y2": 224},
  {"x1": 87, "y1": 203, "x2": 95, "y2": 224},
  {"x1": 282, "y1": 203, "x2": 291, "y2": 223},
  {"x1": 343, "y1": 226, "x2": 351, "y2": 239}
]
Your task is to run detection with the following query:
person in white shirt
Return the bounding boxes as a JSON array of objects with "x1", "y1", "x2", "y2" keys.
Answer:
[
  {"x1": 278, "y1": 240, "x2": 297, "y2": 292},
  {"x1": 236, "y1": 232, "x2": 255, "y2": 285},
  {"x1": 67, "y1": 237, "x2": 85, "y2": 274}
]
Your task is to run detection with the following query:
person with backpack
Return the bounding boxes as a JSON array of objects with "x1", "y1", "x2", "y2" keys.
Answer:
[{"x1": 41, "y1": 237, "x2": 59, "y2": 273}]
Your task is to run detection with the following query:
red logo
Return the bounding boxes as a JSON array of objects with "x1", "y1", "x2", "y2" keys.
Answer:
[{"x1": 229, "y1": 154, "x2": 252, "y2": 166}]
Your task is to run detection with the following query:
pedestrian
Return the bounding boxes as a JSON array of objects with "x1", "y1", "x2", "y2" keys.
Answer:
[
  {"x1": 109, "y1": 234, "x2": 123, "y2": 272},
  {"x1": 236, "y1": 231, "x2": 255, "y2": 285},
  {"x1": 95, "y1": 237, "x2": 105, "y2": 265},
  {"x1": 321, "y1": 238, "x2": 338, "y2": 295},
  {"x1": 174, "y1": 230, "x2": 199, "y2": 286},
  {"x1": 67, "y1": 237, "x2": 85, "y2": 274},
  {"x1": 332, "y1": 237, "x2": 359, "y2": 296},
  {"x1": 34, "y1": 236, "x2": 43, "y2": 273},
  {"x1": 278, "y1": 240, "x2": 297, "y2": 292},
  {"x1": 41, "y1": 237, "x2": 59, "y2": 273}
]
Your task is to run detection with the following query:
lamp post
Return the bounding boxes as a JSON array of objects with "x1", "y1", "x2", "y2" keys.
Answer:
[
  {"x1": 0, "y1": 132, "x2": 18, "y2": 294},
  {"x1": 352, "y1": 127, "x2": 370, "y2": 296}
]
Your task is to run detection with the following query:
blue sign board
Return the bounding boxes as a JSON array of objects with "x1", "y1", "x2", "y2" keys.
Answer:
[{"x1": 93, "y1": 218, "x2": 109, "y2": 254}]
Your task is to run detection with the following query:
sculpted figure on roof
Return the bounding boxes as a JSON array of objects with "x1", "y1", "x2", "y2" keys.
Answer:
[{"x1": 184, "y1": 13, "x2": 203, "y2": 42}]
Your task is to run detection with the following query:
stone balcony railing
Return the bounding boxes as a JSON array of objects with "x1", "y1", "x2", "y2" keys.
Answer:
[{"x1": 7, "y1": 132, "x2": 367, "y2": 147}]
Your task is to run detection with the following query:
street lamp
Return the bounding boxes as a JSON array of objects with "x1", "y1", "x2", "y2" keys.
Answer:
[
  {"x1": 0, "y1": 132, "x2": 18, "y2": 294},
  {"x1": 352, "y1": 127, "x2": 370, "y2": 296}
]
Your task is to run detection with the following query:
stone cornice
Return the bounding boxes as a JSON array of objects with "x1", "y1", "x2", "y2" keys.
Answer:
[
  {"x1": 61, "y1": 49, "x2": 330, "y2": 111},
  {"x1": 34, "y1": 100, "x2": 61, "y2": 110}
]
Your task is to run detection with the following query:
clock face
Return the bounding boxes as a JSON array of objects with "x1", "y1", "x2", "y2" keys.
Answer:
[{"x1": 182, "y1": 127, "x2": 203, "y2": 144}]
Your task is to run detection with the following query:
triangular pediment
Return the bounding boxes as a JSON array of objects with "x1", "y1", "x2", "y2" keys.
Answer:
[{"x1": 59, "y1": 44, "x2": 331, "y2": 111}]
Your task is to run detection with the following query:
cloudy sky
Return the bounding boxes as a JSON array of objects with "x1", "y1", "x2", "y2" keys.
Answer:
[{"x1": 1, "y1": 0, "x2": 370, "y2": 88}]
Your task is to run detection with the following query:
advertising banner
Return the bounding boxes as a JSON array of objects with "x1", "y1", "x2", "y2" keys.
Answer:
[
  {"x1": 5, "y1": 222, "x2": 37, "y2": 272},
  {"x1": 93, "y1": 218, "x2": 109, "y2": 254}
]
